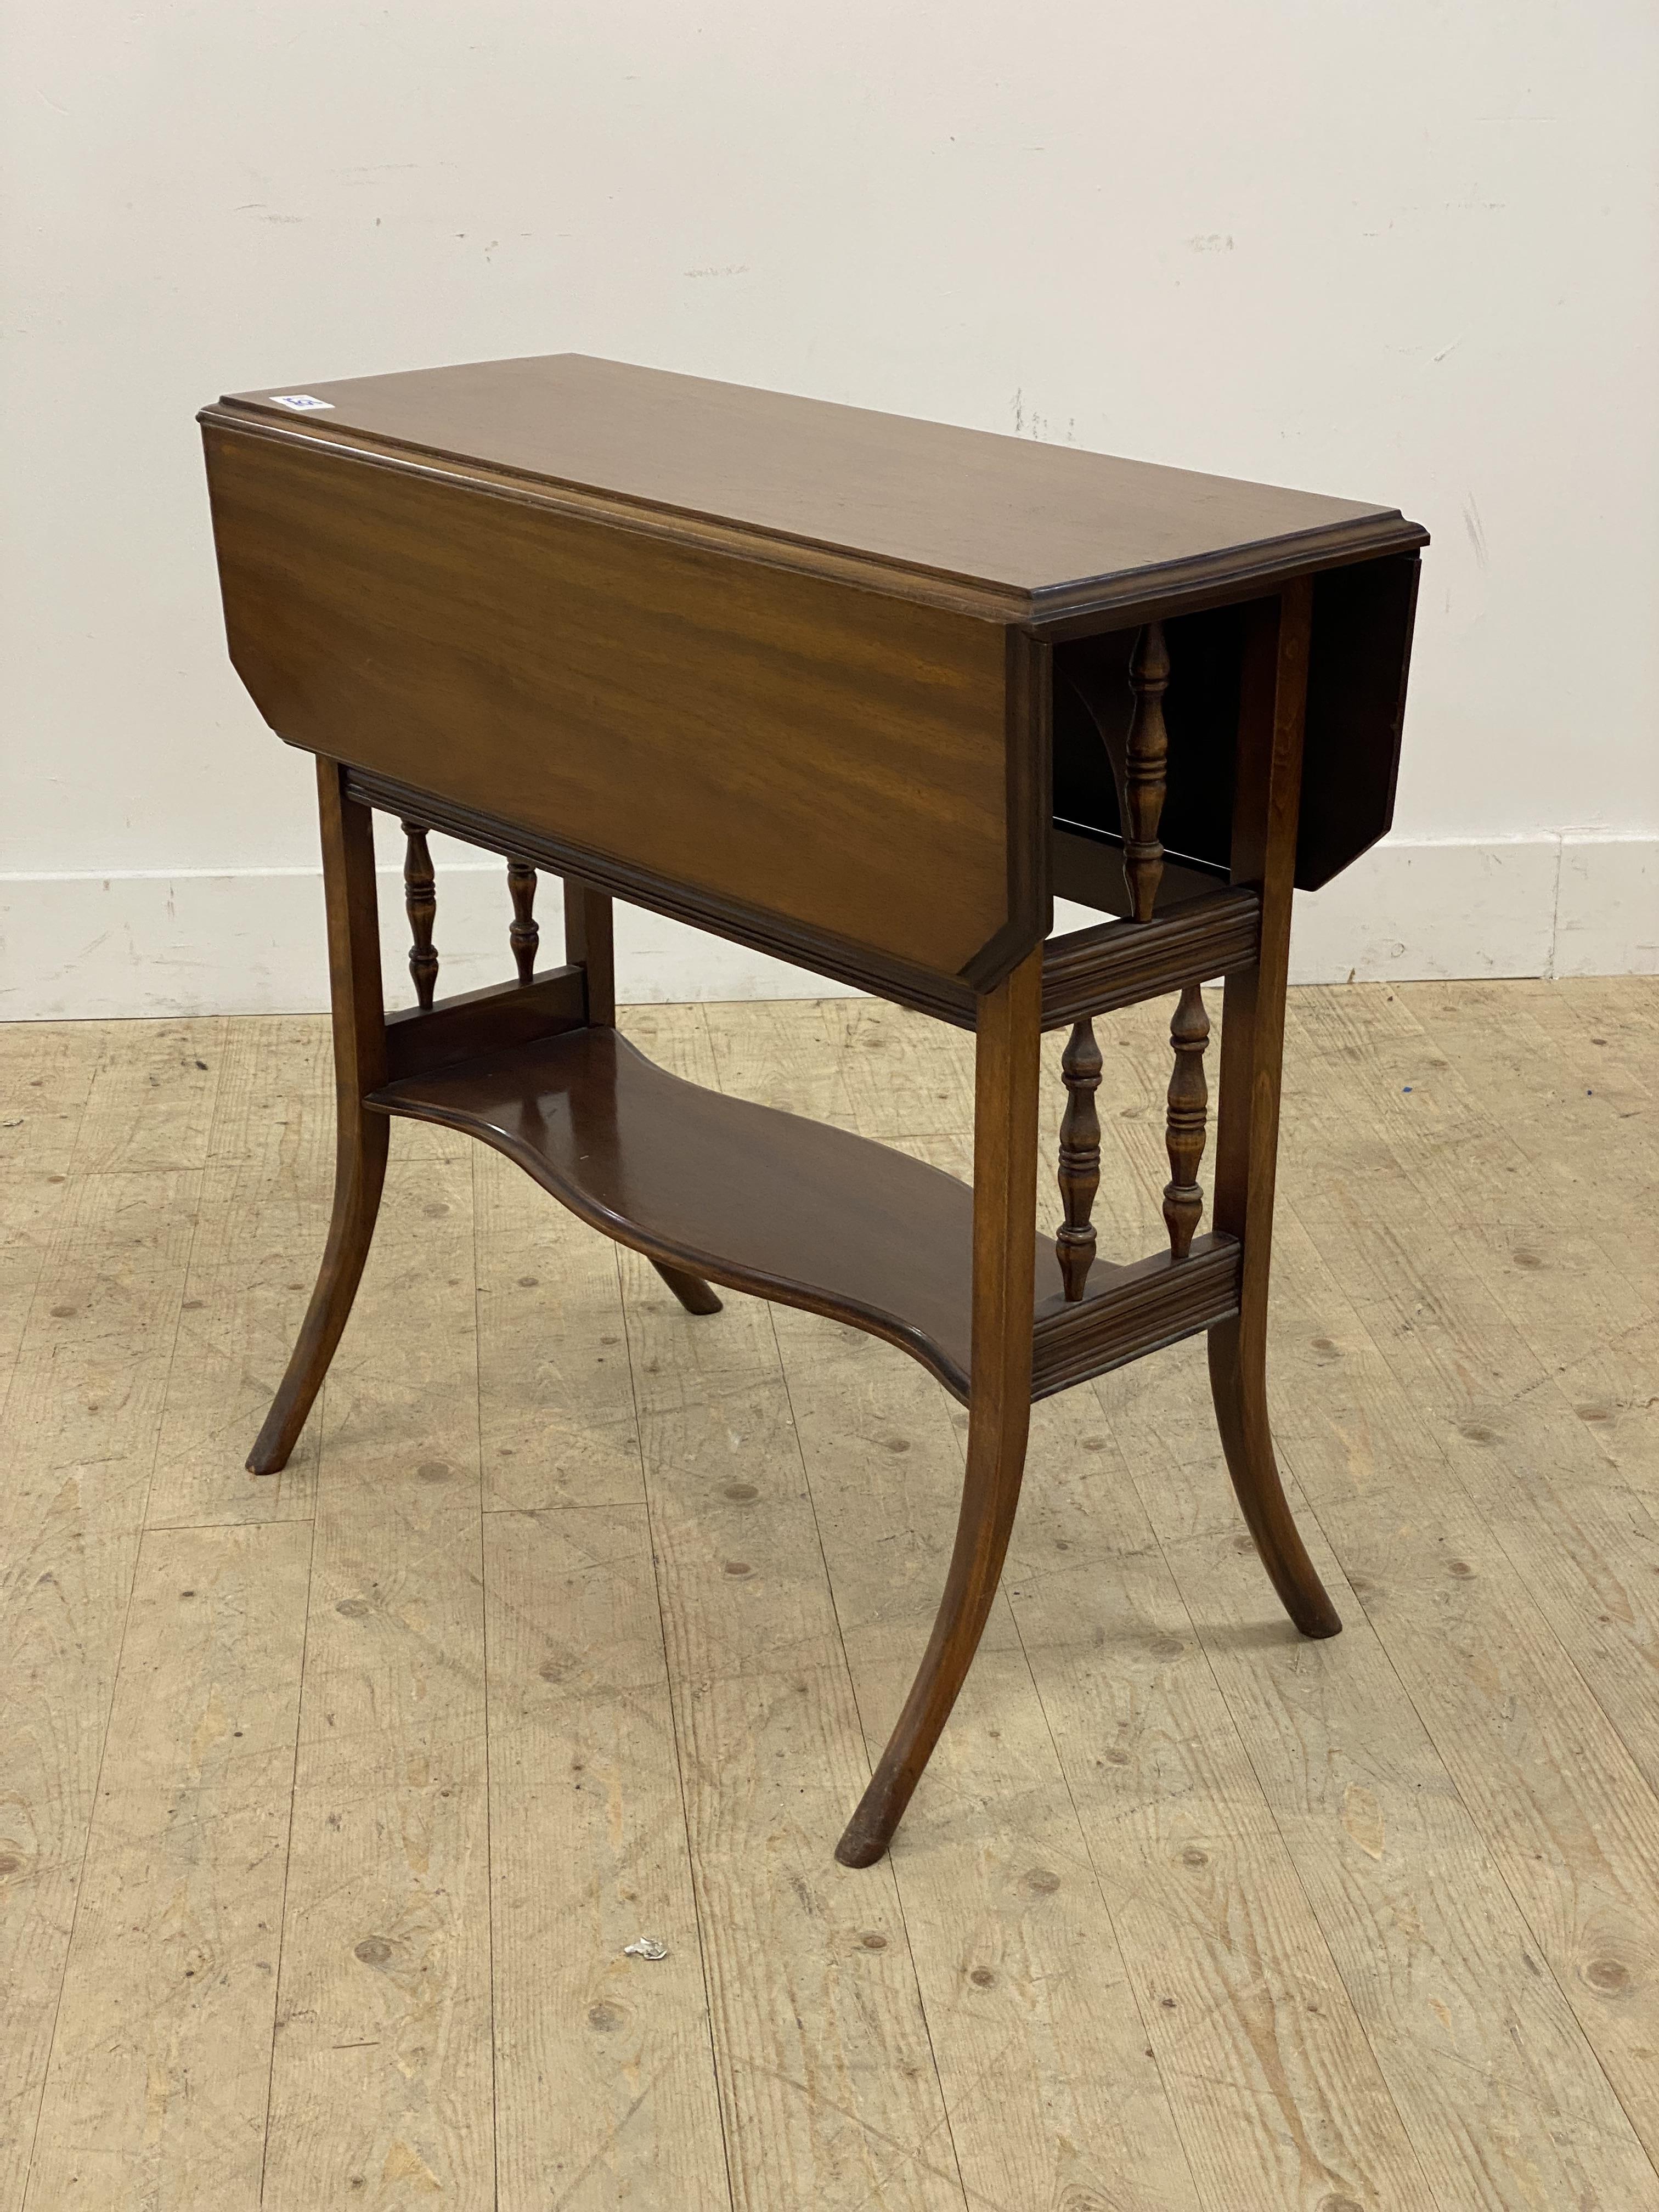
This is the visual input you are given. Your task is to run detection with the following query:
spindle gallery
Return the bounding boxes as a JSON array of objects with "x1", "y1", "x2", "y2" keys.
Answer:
[{"x1": 200, "y1": 352, "x2": 1424, "y2": 1862}]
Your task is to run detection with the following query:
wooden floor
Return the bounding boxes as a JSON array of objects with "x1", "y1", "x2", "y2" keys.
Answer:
[{"x1": 2, "y1": 978, "x2": 1657, "y2": 2212}]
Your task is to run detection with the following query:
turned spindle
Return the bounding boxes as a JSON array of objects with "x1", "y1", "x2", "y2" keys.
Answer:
[
  {"x1": 1162, "y1": 982, "x2": 1210, "y2": 1260},
  {"x1": 1124, "y1": 622, "x2": 1171, "y2": 922},
  {"x1": 401, "y1": 821, "x2": 438, "y2": 1011},
  {"x1": 507, "y1": 860, "x2": 539, "y2": 983},
  {"x1": 1055, "y1": 1017, "x2": 1103, "y2": 1301}
]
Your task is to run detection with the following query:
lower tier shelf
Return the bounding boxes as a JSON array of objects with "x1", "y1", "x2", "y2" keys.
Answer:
[{"x1": 366, "y1": 1026, "x2": 1240, "y2": 1404}]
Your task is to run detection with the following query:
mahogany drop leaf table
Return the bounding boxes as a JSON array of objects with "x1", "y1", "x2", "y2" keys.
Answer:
[{"x1": 200, "y1": 354, "x2": 1427, "y2": 1866}]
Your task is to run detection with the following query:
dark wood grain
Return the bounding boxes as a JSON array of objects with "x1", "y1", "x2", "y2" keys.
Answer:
[
  {"x1": 1298, "y1": 551, "x2": 1422, "y2": 888},
  {"x1": 647, "y1": 1263, "x2": 724, "y2": 1318},
  {"x1": 369, "y1": 1025, "x2": 982, "y2": 1400},
  {"x1": 1040, "y1": 888, "x2": 1260, "y2": 1030},
  {"x1": 248, "y1": 763, "x2": 388, "y2": 1474},
  {"x1": 1055, "y1": 1020, "x2": 1103, "y2": 1300},
  {"x1": 201, "y1": 357, "x2": 1423, "y2": 1010},
  {"x1": 347, "y1": 766, "x2": 982, "y2": 1027},
  {"x1": 557, "y1": 874, "x2": 719, "y2": 1318},
  {"x1": 1123, "y1": 623, "x2": 1170, "y2": 921},
  {"x1": 400, "y1": 820, "x2": 438, "y2": 1010},
  {"x1": 202, "y1": 420, "x2": 1037, "y2": 991},
  {"x1": 363, "y1": 1010, "x2": 1243, "y2": 1414},
  {"x1": 1207, "y1": 584, "x2": 1341, "y2": 1639},
  {"x1": 1163, "y1": 983, "x2": 1210, "y2": 1260},
  {"x1": 836, "y1": 949, "x2": 1044, "y2": 1867},
  {"x1": 382, "y1": 966, "x2": 585, "y2": 1084},
  {"x1": 204, "y1": 353, "x2": 1425, "y2": 627},
  {"x1": 1050, "y1": 826, "x2": 1227, "y2": 921},
  {"x1": 562, "y1": 878, "x2": 616, "y2": 1025},
  {"x1": 1031, "y1": 1235, "x2": 1240, "y2": 1399},
  {"x1": 1053, "y1": 568, "x2": 1423, "y2": 894},
  {"x1": 507, "y1": 861, "x2": 539, "y2": 984},
  {"x1": 200, "y1": 355, "x2": 1427, "y2": 1865}
]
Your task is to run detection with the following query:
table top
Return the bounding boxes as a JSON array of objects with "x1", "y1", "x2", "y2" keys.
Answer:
[{"x1": 212, "y1": 353, "x2": 1425, "y2": 623}]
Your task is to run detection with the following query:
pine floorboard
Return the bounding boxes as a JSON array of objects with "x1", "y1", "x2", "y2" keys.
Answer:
[{"x1": 1, "y1": 977, "x2": 1656, "y2": 2211}]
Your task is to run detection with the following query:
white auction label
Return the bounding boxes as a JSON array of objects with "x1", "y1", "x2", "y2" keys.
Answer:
[{"x1": 267, "y1": 394, "x2": 335, "y2": 411}]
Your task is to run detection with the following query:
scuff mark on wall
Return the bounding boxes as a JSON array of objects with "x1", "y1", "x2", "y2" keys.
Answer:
[{"x1": 1463, "y1": 497, "x2": 1489, "y2": 569}]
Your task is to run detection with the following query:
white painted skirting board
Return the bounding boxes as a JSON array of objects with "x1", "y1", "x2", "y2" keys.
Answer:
[{"x1": 1, "y1": 836, "x2": 1652, "y2": 1020}]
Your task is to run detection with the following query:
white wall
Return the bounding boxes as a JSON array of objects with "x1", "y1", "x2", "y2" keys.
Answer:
[{"x1": 3, "y1": 0, "x2": 1656, "y2": 1016}]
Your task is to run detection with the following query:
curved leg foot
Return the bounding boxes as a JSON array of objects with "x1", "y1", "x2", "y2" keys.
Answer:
[
  {"x1": 836, "y1": 1380, "x2": 1032, "y2": 1867},
  {"x1": 1207, "y1": 1314, "x2": 1340, "y2": 1638},
  {"x1": 836, "y1": 941, "x2": 1043, "y2": 1867},
  {"x1": 651, "y1": 1260, "x2": 723, "y2": 1316},
  {"x1": 247, "y1": 1111, "x2": 388, "y2": 1475}
]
